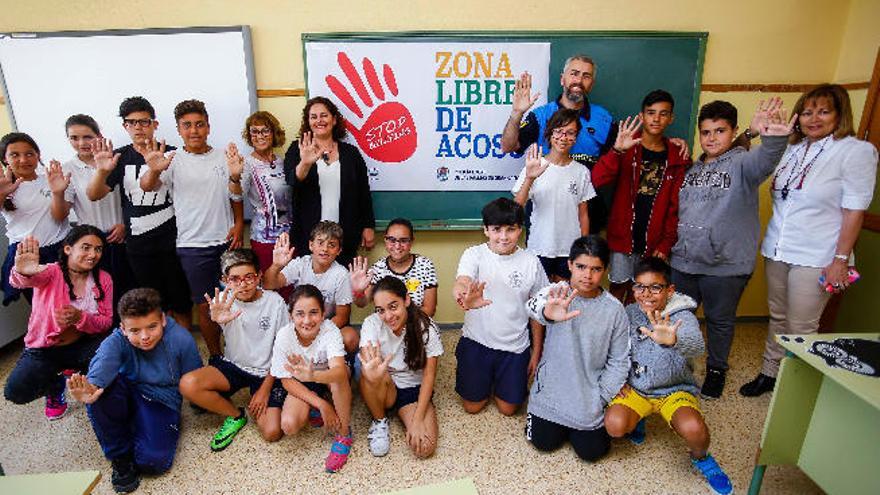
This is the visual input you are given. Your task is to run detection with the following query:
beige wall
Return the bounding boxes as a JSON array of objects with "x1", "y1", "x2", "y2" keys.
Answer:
[{"x1": 1, "y1": 0, "x2": 876, "y2": 323}]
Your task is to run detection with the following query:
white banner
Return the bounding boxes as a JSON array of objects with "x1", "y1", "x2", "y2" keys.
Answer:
[{"x1": 305, "y1": 41, "x2": 550, "y2": 191}]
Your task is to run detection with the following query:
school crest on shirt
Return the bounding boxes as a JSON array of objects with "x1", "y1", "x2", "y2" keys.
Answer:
[
  {"x1": 508, "y1": 271, "x2": 524, "y2": 289},
  {"x1": 567, "y1": 181, "x2": 578, "y2": 196},
  {"x1": 259, "y1": 316, "x2": 271, "y2": 332},
  {"x1": 405, "y1": 278, "x2": 421, "y2": 293}
]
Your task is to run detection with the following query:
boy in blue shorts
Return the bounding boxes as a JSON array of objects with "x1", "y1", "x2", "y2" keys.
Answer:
[
  {"x1": 452, "y1": 197, "x2": 549, "y2": 416},
  {"x1": 66, "y1": 288, "x2": 202, "y2": 493},
  {"x1": 179, "y1": 249, "x2": 290, "y2": 451},
  {"x1": 604, "y1": 257, "x2": 732, "y2": 495}
]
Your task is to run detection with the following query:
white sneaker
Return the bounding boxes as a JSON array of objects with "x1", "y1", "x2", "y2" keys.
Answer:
[{"x1": 367, "y1": 418, "x2": 390, "y2": 456}]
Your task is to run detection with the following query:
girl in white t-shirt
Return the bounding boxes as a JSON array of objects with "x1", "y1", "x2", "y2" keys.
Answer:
[
  {"x1": 0, "y1": 132, "x2": 71, "y2": 305},
  {"x1": 269, "y1": 284, "x2": 353, "y2": 473},
  {"x1": 359, "y1": 276, "x2": 443, "y2": 459},
  {"x1": 350, "y1": 217, "x2": 439, "y2": 316},
  {"x1": 512, "y1": 108, "x2": 596, "y2": 282}
]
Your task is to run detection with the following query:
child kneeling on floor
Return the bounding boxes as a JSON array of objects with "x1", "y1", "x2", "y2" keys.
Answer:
[
  {"x1": 359, "y1": 276, "x2": 443, "y2": 458},
  {"x1": 604, "y1": 256, "x2": 732, "y2": 495},
  {"x1": 179, "y1": 249, "x2": 290, "y2": 451},
  {"x1": 270, "y1": 284, "x2": 353, "y2": 473},
  {"x1": 67, "y1": 288, "x2": 202, "y2": 494}
]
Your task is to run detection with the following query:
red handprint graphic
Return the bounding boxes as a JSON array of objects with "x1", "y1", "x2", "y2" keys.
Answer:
[{"x1": 326, "y1": 52, "x2": 417, "y2": 163}]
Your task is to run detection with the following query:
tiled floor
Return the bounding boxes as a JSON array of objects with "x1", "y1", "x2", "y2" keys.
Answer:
[{"x1": 0, "y1": 322, "x2": 822, "y2": 494}]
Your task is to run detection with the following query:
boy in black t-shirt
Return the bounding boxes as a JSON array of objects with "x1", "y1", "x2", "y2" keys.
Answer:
[
  {"x1": 85, "y1": 96, "x2": 193, "y2": 328},
  {"x1": 591, "y1": 90, "x2": 691, "y2": 305}
]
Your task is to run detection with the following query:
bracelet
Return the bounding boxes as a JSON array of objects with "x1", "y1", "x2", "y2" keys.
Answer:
[
  {"x1": 833, "y1": 254, "x2": 849, "y2": 262},
  {"x1": 744, "y1": 129, "x2": 757, "y2": 140},
  {"x1": 228, "y1": 175, "x2": 241, "y2": 184}
]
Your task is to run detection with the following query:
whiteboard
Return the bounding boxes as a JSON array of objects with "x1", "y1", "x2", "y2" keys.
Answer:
[{"x1": 0, "y1": 26, "x2": 257, "y2": 162}]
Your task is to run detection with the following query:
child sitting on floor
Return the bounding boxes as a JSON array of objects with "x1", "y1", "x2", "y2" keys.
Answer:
[
  {"x1": 67, "y1": 288, "x2": 201, "y2": 493},
  {"x1": 604, "y1": 256, "x2": 732, "y2": 495}
]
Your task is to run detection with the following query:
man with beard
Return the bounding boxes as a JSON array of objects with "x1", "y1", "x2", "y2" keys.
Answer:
[{"x1": 500, "y1": 55, "x2": 616, "y2": 234}]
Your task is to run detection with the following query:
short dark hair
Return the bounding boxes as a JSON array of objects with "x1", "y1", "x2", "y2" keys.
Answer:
[
  {"x1": 568, "y1": 235, "x2": 610, "y2": 267},
  {"x1": 642, "y1": 90, "x2": 675, "y2": 111},
  {"x1": 386, "y1": 218, "x2": 414, "y2": 238},
  {"x1": 220, "y1": 248, "x2": 259, "y2": 275},
  {"x1": 118, "y1": 288, "x2": 163, "y2": 319},
  {"x1": 0, "y1": 132, "x2": 40, "y2": 212},
  {"x1": 698, "y1": 100, "x2": 737, "y2": 128},
  {"x1": 174, "y1": 99, "x2": 208, "y2": 122},
  {"x1": 119, "y1": 96, "x2": 156, "y2": 119},
  {"x1": 481, "y1": 197, "x2": 524, "y2": 227},
  {"x1": 633, "y1": 256, "x2": 672, "y2": 285},
  {"x1": 65, "y1": 114, "x2": 101, "y2": 136},
  {"x1": 310, "y1": 220, "x2": 344, "y2": 243},
  {"x1": 288, "y1": 284, "x2": 325, "y2": 313},
  {"x1": 543, "y1": 108, "x2": 582, "y2": 145}
]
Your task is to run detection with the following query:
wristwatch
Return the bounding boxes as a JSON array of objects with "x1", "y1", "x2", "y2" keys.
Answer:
[{"x1": 743, "y1": 129, "x2": 757, "y2": 140}]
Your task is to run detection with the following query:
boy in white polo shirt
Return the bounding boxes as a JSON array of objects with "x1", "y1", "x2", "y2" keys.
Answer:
[
  {"x1": 452, "y1": 197, "x2": 549, "y2": 416},
  {"x1": 139, "y1": 99, "x2": 244, "y2": 359}
]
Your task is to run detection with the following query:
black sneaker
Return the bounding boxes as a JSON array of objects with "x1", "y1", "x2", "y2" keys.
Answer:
[
  {"x1": 739, "y1": 373, "x2": 776, "y2": 397},
  {"x1": 111, "y1": 453, "x2": 140, "y2": 493},
  {"x1": 700, "y1": 367, "x2": 726, "y2": 399}
]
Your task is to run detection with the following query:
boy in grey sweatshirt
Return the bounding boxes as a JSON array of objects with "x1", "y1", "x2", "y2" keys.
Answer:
[
  {"x1": 524, "y1": 235, "x2": 630, "y2": 462},
  {"x1": 604, "y1": 256, "x2": 732, "y2": 495},
  {"x1": 670, "y1": 98, "x2": 794, "y2": 398}
]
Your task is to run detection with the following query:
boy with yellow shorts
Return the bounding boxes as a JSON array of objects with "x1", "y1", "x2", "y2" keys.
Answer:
[{"x1": 604, "y1": 257, "x2": 732, "y2": 495}]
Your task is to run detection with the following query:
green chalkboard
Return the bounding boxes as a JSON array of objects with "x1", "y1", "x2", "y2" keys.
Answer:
[{"x1": 303, "y1": 31, "x2": 707, "y2": 229}]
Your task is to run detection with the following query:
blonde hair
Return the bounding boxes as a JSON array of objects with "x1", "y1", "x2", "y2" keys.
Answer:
[{"x1": 790, "y1": 84, "x2": 855, "y2": 144}]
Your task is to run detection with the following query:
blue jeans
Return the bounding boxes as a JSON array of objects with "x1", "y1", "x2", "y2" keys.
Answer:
[
  {"x1": 671, "y1": 269, "x2": 750, "y2": 370},
  {"x1": 4, "y1": 336, "x2": 102, "y2": 404},
  {"x1": 86, "y1": 377, "x2": 181, "y2": 473}
]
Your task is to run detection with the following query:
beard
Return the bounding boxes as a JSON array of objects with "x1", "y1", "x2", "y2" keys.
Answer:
[{"x1": 563, "y1": 85, "x2": 586, "y2": 104}]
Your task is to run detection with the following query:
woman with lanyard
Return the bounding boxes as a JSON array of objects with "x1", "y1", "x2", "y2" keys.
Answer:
[
  {"x1": 283, "y1": 96, "x2": 375, "y2": 268},
  {"x1": 740, "y1": 84, "x2": 878, "y2": 397},
  {"x1": 228, "y1": 111, "x2": 292, "y2": 292}
]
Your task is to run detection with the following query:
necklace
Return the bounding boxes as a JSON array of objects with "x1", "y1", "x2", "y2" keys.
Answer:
[{"x1": 772, "y1": 136, "x2": 830, "y2": 200}]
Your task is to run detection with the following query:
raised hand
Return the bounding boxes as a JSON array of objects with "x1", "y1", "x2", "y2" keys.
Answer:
[
  {"x1": 272, "y1": 232, "x2": 295, "y2": 267},
  {"x1": 54, "y1": 305, "x2": 83, "y2": 328},
  {"x1": 639, "y1": 310, "x2": 683, "y2": 346},
  {"x1": 225, "y1": 143, "x2": 244, "y2": 178},
  {"x1": 204, "y1": 287, "x2": 243, "y2": 325},
  {"x1": 359, "y1": 341, "x2": 393, "y2": 381},
  {"x1": 761, "y1": 107, "x2": 797, "y2": 137},
  {"x1": 14, "y1": 236, "x2": 42, "y2": 276},
  {"x1": 46, "y1": 160, "x2": 70, "y2": 194},
  {"x1": 67, "y1": 372, "x2": 104, "y2": 404},
  {"x1": 0, "y1": 170, "x2": 22, "y2": 197},
  {"x1": 348, "y1": 256, "x2": 371, "y2": 293},
  {"x1": 144, "y1": 139, "x2": 174, "y2": 172},
  {"x1": 524, "y1": 144, "x2": 549, "y2": 179},
  {"x1": 298, "y1": 132, "x2": 323, "y2": 165},
  {"x1": 542, "y1": 284, "x2": 581, "y2": 322},
  {"x1": 512, "y1": 72, "x2": 541, "y2": 115},
  {"x1": 92, "y1": 138, "x2": 120, "y2": 173},
  {"x1": 285, "y1": 354, "x2": 316, "y2": 382},
  {"x1": 614, "y1": 116, "x2": 643, "y2": 152},
  {"x1": 460, "y1": 280, "x2": 492, "y2": 310},
  {"x1": 749, "y1": 97, "x2": 784, "y2": 135}
]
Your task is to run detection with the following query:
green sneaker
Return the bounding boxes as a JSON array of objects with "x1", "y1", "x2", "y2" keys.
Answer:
[{"x1": 210, "y1": 409, "x2": 247, "y2": 452}]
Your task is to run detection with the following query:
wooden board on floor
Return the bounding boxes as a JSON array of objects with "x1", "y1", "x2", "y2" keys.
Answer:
[
  {"x1": 384, "y1": 477, "x2": 478, "y2": 495},
  {"x1": 0, "y1": 470, "x2": 101, "y2": 495}
]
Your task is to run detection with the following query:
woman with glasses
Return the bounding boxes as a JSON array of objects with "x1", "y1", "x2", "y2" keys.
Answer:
[
  {"x1": 512, "y1": 108, "x2": 596, "y2": 282},
  {"x1": 283, "y1": 97, "x2": 375, "y2": 268},
  {"x1": 350, "y1": 218, "x2": 438, "y2": 317},
  {"x1": 235, "y1": 111, "x2": 292, "y2": 293},
  {"x1": 740, "y1": 84, "x2": 878, "y2": 397}
]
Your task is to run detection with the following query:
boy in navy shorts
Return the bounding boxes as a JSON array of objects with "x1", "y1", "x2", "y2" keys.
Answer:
[
  {"x1": 179, "y1": 249, "x2": 290, "y2": 451},
  {"x1": 452, "y1": 198, "x2": 549, "y2": 416}
]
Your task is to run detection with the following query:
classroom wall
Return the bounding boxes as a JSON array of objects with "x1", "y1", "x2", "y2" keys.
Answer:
[{"x1": 1, "y1": 0, "x2": 875, "y2": 323}]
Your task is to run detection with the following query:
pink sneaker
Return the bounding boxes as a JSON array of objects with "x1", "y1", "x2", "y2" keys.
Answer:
[
  {"x1": 45, "y1": 389, "x2": 67, "y2": 421},
  {"x1": 324, "y1": 433, "x2": 353, "y2": 473}
]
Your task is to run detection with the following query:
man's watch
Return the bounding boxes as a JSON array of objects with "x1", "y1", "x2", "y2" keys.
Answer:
[{"x1": 743, "y1": 129, "x2": 757, "y2": 140}]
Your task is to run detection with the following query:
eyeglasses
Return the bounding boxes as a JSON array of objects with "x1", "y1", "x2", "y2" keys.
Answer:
[
  {"x1": 632, "y1": 283, "x2": 668, "y2": 295},
  {"x1": 249, "y1": 127, "x2": 272, "y2": 137},
  {"x1": 552, "y1": 129, "x2": 578, "y2": 139},
  {"x1": 226, "y1": 273, "x2": 259, "y2": 285},
  {"x1": 123, "y1": 118, "x2": 153, "y2": 128},
  {"x1": 384, "y1": 236, "x2": 412, "y2": 245},
  {"x1": 179, "y1": 121, "x2": 208, "y2": 130}
]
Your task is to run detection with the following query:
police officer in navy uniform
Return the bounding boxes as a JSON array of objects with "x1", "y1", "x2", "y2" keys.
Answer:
[{"x1": 500, "y1": 55, "x2": 616, "y2": 233}]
